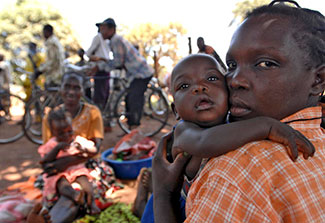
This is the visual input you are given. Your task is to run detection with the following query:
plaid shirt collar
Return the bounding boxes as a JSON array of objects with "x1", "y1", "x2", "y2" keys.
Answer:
[{"x1": 281, "y1": 106, "x2": 322, "y2": 130}]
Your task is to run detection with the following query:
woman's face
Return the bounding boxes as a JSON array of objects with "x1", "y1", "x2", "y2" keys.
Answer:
[
  {"x1": 61, "y1": 77, "x2": 83, "y2": 108},
  {"x1": 225, "y1": 14, "x2": 315, "y2": 121}
]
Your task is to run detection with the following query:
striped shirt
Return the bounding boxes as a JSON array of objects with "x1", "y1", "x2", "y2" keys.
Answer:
[
  {"x1": 98, "y1": 34, "x2": 153, "y2": 80},
  {"x1": 186, "y1": 106, "x2": 325, "y2": 223}
]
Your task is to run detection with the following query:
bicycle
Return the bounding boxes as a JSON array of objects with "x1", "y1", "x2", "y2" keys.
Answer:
[
  {"x1": 113, "y1": 75, "x2": 170, "y2": 136},
  {"x1": 67, "y1": 64, "x2": 170, "y2": 137},
  {"x1": 14, "y1": 67, "x2": 64, "y2": 145},
  {"x1": 0, "y1": 88, "x2": 26, "y2": 144},
  {"x1": 21, "y1": 63, "x2": 170, "y2": 145}
]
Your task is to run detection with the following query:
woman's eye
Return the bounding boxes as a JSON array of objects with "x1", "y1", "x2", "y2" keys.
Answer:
[
  {"x1": 227, "y1": 61, "x2": 237, "y2": 70},
  {"x1": 256, "y1": 61, "x2": 278, "y2": 68}
]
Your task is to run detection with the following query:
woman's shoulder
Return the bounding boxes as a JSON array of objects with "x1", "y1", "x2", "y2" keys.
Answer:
[
  {"x1": 83, "y1": 103, "x2": 100, "y2": 112},
  {"x1": 79, "y1": 103, "x2": 102, "y2": 119}
]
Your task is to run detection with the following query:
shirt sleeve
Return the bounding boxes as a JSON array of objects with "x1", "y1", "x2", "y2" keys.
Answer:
[
  {"x1": 86, "y1": 35, "x2": 100, "y2": 57},
  {"x1": 185, "y1": 175, "x2": 268, "y2": 222},
  {"x1": 98, "y1": 37, "x2": 126, "y2": 72},
  {"x1": 42, "y1": 111, "x2": 52, "y2": 143},
  {"x1": 88, "y1": 106, "x2": 104, "y2": 140}
]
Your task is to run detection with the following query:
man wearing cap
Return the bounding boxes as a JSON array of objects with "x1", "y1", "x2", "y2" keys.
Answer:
[{"x1": 93, "y1": 18, "x2": 154, "y2": 129}]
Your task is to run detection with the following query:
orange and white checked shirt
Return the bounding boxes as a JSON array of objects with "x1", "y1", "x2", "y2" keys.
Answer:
[{"x1": 185, "y1": 106, "x2": 325, "y2": 223}]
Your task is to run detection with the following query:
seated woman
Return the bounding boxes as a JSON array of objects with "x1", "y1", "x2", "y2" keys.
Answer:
[{"x1": 41, "y1": 73, "x2": 104, "y2": 223}]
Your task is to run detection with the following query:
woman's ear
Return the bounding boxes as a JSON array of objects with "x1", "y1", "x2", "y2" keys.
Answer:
[
  {"x1": 171, "y1": 103, "x2": 180, "y2": 120},
  {"x1": 311, "y1": 65, "x2": 325, "y2": 96}
]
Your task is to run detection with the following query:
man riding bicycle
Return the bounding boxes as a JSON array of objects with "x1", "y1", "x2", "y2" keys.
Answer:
[{"x1": 91, "y1": 18, "x2": 154, "y2": 130}]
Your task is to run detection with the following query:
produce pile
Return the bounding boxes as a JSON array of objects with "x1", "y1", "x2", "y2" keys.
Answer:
[
  {"x1": 109, "y1": 130, "x2": 157, "y2": 161},
  {"x1": 73, "y1": 202, "x2": 140, "y2": 223}
]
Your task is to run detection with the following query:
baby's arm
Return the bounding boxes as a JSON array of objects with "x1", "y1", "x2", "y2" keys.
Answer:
[
  {"x1": 173, "y1": 116, "x2": 315, "y2": 161},
  {"x1": 40, "y1": 142, "x2": 69, "y2": 164}
]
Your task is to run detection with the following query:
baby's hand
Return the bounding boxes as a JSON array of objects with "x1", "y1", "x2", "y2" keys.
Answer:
[
  {"x1": 267, "y1": 119, "x2": 315, "y2": 161},
  {"x1": 57, "y1": 142, "x2": 69, "y2": 151}
]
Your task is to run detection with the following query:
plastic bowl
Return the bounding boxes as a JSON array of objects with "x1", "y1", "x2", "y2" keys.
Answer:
[{"x1": 101, "y1": 148, "x2": 153, "y2": 179}]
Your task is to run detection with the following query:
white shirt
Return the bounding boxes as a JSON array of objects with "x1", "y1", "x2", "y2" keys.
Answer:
[{"x1": 86, "y1": 33, "x2": 111, "y2": 60}]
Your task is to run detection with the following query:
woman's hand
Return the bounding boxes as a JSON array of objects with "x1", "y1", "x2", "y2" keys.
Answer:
[
  {"x1": 152, "y1": 132, "x2": 191, "y2": 195},
  {"x1": 42, "y1": 160, "x2": 66, "y2": 177},
  {"x1": 267, "y1": 119, "x2": 315, "y2": 161},
  {"x1": 42, "y1": 156, "x2": 80, "y2": 177},
  {"x1": 152, "y1": 132, "x2": 191, "y2": 223}
]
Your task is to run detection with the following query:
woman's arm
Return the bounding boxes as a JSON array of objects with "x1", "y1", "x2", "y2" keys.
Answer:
[
  {"x1": 91, "y1": 137, "x2": 102, "y2": 154},
  {"x1": 40, "y1": 142, "x2": 68, "y2": 164},
  {"x1": 153, "y1": 133, "x2": 191, "y2": 223},
  {"x1": 42, "y1": 155, "x2": 88, "y2": 177},
  {"x1": 173, "y1": 116, "x2": 315, "y2": 161},
  {"x1": 42, "y1": 137, "x2": 101, "y2": 176}
]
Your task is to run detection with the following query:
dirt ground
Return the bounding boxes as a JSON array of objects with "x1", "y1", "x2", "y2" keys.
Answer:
[{"x1": 0, "y1": 116, "x2": 176, "y2": 204}]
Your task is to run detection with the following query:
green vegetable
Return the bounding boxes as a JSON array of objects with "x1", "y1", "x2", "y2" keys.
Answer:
[{"x1": 73, "y1": 202, "x2": 140, "y2": 223}]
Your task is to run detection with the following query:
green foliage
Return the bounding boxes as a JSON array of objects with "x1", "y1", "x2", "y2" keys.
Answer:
[
  {"x1": 73, "y1": 202, "x2": 140, "y2": 223},
  {"x1": 0, "y1": 0, "x2": 187, "y2": 83},
  {"x1": 0, "y1": 0, "x2": 80, "y2": 60},
  {"x1": 122, "y1": 22, "x2": 187, "y2": 79},
  {"x1": 232, "y1": 0, "x2": 270, "y2": 22}
]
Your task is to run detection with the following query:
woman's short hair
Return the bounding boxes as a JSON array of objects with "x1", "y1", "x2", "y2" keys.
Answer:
[
  {"x1": 246, "y1": 1, "x2": 325, "y2": 70},
  {"x1": 61, "y1": 73, "x2": 84, "y2": 89}
]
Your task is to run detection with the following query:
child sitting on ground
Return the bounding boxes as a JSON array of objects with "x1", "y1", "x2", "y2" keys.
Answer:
[
  {"x1": 140, "y1": 54, "x2": 314, "y2": 222},
  {"x1": 38, "y1": 107, "x2": 100, "y2": 214}
]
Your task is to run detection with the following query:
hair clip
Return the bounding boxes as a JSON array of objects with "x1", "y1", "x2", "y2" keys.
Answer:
[{"x1": 268, "y1": 0, "x2": 301, "y2": 8}]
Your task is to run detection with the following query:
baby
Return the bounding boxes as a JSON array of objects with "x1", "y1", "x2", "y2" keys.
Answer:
[
  {"x1": 142, "y1": 53, "x2": 313, "y2": 223},
  {"x1": 171, "y1": 54, "x2": 313, "y2": 186},
  {"x1": 38, "y1": 107, "x2": 99, "y2": 214}
]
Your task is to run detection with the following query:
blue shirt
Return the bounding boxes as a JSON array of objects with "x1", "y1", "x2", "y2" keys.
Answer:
[{"x1": 98, "y1": 34, "x2": 154, "y2": 80}]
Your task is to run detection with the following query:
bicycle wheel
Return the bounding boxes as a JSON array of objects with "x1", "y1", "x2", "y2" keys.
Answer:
[
  {"x1": 0, "y1": 92, "x2": 25, "y2": 144},
  {"x1": 114, "y1": 86, "x2": 169, "y2": 137},
  {"x1": 23, "y1": 90, "x2": 63, "y2": 145}
]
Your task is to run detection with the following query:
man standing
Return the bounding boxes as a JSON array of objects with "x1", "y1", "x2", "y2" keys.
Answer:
[
  {"x1": 86, "y1": 30, "x2": 111, "y2": 110},
  {"x1": 94, "y1": 18, "x2": 154, "y2": 130},
  {"x1": 197, "y1": 36, "x2": 227, "y2": 72},
  {"x1": 36, "y1": 24, "x2": 65, "y2": 87}
]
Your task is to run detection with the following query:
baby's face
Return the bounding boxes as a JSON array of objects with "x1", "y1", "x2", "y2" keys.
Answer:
[
  {"x1": 51, "y1": 118, "x2": 74, "y2": 143},
  {"x1": 171, "y1": 55, "x2": 228, "y2": 127}
]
